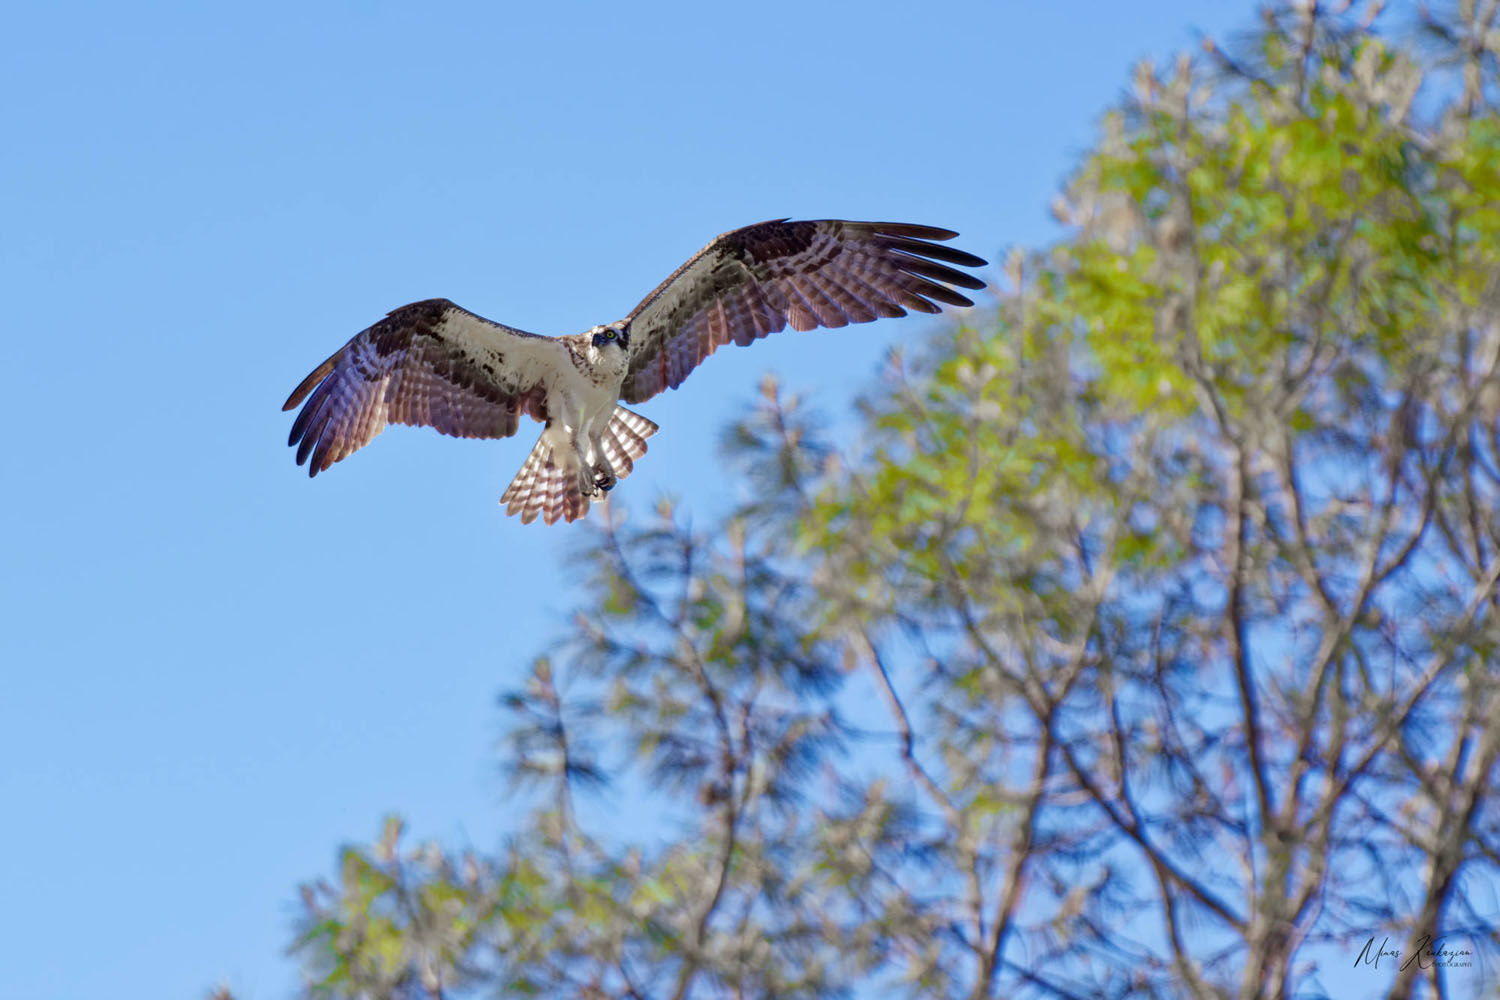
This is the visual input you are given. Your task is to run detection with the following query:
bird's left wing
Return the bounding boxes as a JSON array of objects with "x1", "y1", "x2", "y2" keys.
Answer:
[
  {"x1": 283, "y1": 298, "x2": 560, "y2": 476},
  {"x1": 619, "y1": 219, "x2": 987, "y2": 404}
]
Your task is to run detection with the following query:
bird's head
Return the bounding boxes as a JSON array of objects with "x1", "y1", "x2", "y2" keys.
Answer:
[{"x1": 590, "y1": 324, "x2": 629, "y2": 350}]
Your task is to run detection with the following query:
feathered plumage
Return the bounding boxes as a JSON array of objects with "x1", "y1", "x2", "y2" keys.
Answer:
[
  {"x1": 283, "y1": 218, "x2": 986, "y2": 524},
  {"x1": 620, "y1": 220, "x2": 987, "y2": 402}
]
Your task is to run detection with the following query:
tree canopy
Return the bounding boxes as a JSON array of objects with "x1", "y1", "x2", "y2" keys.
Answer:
[{"x1": 278, "y1": 3, "x2": 1500, "y2": 998}]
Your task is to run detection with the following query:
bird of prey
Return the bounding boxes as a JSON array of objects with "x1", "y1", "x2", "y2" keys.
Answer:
[{"x1": 283, "y1": 218, "x2": 986, "y2": 524}]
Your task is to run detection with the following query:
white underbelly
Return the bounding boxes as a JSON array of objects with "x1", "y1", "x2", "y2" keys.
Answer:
[{"x1": 544, "y1": 368, "x2": 622, "y2": 467}]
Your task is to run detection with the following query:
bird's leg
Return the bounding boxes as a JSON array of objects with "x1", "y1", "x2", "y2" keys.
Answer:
[
  {"x1": 584, "y1": 422, "x2": 616, "y2": 494},
  {"x1": 580, "y1": 443, "x2": 615, "y2": 494},
  {"x1": 573, "y1": 448, "x2": 597, "y2": 498},
  {"x1": 570, "y1": 450, "x2": 617, "y2": 497},
  {"x1": 592, "y1": 459, "x2": 617, "y2": 494},
  {"x1": 555, "y1": 426, "x2": 592, "y2": 500}
]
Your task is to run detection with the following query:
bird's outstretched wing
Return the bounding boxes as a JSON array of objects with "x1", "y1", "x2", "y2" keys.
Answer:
[
  {"x1": 282, "y1": 298, "x2": 558, "y2": 476},
  {"x1": 619, "y1": 219, "x2": 987, "y2": 404}
]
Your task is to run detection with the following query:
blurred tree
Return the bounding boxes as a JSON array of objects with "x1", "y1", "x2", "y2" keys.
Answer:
[{"x1": 286, "y1": 3, "x2": 1500, "y2": 998}]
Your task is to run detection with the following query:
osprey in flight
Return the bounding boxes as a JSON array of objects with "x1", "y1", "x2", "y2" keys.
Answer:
[{"x1": 284, "y1": 219, "x2": 986, "y2": 524}]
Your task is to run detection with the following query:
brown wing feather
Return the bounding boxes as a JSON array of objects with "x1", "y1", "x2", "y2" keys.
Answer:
[
  {"x1": 283, "y1": 298, "x2": 555, "y2": 477},
  {"x1": 619, "y1": 219, "x2": 987, "y2": 404}
]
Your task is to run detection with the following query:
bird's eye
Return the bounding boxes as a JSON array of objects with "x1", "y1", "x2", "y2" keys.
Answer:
[{"x1": 605, "y1": 329, "x2": 617, "y2": 340}]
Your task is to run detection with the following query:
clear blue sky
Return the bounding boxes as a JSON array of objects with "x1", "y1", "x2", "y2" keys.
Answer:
[{"x1": 0, "y1": 2, "x2": 1279, "y2": 997}]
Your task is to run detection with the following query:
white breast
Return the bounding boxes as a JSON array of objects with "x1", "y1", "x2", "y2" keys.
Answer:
[{"x1": 546, "y1": 343, "x2": 628, "y2": 440}]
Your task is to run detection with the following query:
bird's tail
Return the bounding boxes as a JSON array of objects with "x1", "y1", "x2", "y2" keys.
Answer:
[
  {"x1": 500, "y1": 407, "x2": 659, "y2": 525},
  {"x1": 599, "y1": 406, "x2": 659, "y2": 479},
  {"x1": 500, "y1": 430, "x2": 587, "y2": 525}
]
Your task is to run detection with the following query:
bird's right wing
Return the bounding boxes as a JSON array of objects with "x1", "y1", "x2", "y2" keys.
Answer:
[{"x1": 282, "y1": 298, "x2": 561, "y2": 476}]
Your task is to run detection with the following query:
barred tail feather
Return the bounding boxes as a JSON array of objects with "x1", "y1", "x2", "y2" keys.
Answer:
[
  {"x1": 602, "y1": 407, "x2": 658, "y2": 480},
  {"x1": 499, "y1": 409, "x2": 658, "y2": 526},
  {"x1": 500, "y1": 433, "x2": 590, "y2": 525}
]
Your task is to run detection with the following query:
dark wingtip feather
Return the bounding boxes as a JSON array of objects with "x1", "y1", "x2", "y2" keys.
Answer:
[
  {"x1": 878, "y1": 234, "x2": 989, "y2": 270},
  {"x1": 872, "y1": 222, "x2": 961, "y2": 241},
  {"x1": 309, "y1": 431, "x2": 335, "y2": 477},
  {"x1": 283, "y1": 355, "x2": 338, "y2": 411},
  {"x1": 870, "y1": 222, "x2": 989, "y2": 266},
  {"x1": 941, "y1": 248, "x2": 989, "y2": 269},
  {"x1": 892, "y1": 253, "x2": 989, "y2": 292},
  {"x1": 294, "y1": 421, "x2": 319, "y2": 466},
  {"x1": 914, "y1": 284, "x2": 977, "y2": 308},
  {"x1": 289, "y1": 379, "x2": 334, "y2": 451}
]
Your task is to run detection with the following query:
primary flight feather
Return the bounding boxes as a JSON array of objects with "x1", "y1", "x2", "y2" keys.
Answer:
[{"x1": 283, "y1": 218, "x2": 987, "y2": 524}]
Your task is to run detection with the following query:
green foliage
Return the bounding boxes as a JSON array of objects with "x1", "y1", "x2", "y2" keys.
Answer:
[{"x1": 285, "y1": 4, "x2": 1500, "y2": 998}]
